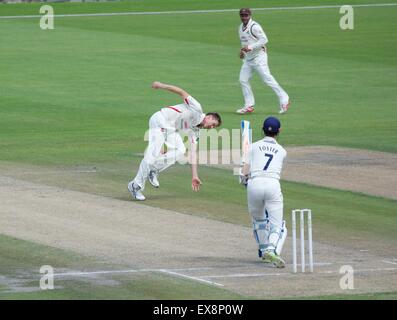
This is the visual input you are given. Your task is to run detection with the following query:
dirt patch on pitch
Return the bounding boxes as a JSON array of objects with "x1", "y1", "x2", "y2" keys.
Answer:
[
  {"x1": 283, "y1": 146, "x2": 397, "y2": 200},
  {"x1": 198, "y1": 146, "x2": 397, "y2": 200},
  {"x1": 0, "y1": 176, "x2": 396, "y2": 298}
]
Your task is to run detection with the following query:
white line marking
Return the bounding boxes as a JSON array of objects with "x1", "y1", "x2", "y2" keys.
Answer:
[
  {"x1": 382, "y1": 260, "x2": 397, "y2": 265},
  {"x1": 1, "y1": 3, "x2": 396, "y2": 19},
  {"x1": 57, "y1": 267, "x2": 225, "y2": 287},
  {"x1": 200, "y1": 267, "x2": 397, "y2": 280},
  {"x1": 166, "y1": 267, "x2": 215, "y2": 272},
  {"x1": 50, "y1": 264, "x2": 397, "y2": 283},
  {"x1": 1, "y1": 170, "x2": 97, "y2": 175},
  {"x1": 319, "y1": 270, "x2": 335, "y2": 274},
  {"x1": 53, "y1": 269, "x2": 140, "y2": 277},
  {"x1": 338, "y1": 267, "x2": 397, "y2": 273},
  {"x1": 53, "y1": 266, "x2": 212, "y2": 278},
  {"x1": 51, "y1": 264, "x2": 335, "y2": 279},
  {"x1": 159, "y1": 269, "x2": 224, "y2": 287},
  {"x1": 204, "y1": 272, "x2": 282, "y2": 279},
  {"x1": 296, "y1": 262, "x2": 333, "y2": 266}
]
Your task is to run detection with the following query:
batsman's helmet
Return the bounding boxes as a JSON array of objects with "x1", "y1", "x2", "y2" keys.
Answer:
[{"x1": 263, "y1": 117, "x2": 281, "y2": 134}]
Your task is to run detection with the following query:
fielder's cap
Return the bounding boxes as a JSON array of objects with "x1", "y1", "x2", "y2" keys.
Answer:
[
  {"x1": 239, "y1": 8, "x2": 252, "y2": 15},
  {"x1": 263, "y1": 117, "x2": 281, "y2": 134}
]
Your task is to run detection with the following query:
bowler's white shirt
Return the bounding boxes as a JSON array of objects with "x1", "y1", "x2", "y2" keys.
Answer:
[
  {"x1": 249, "y1": 136, "x2": 287, "y2": 179},
  {"x1": 160, "y1": 95, "x2": 205, "y2": 144},
  {"x1": 239, "y1": 19, "x2": 268, "y2": 60}
]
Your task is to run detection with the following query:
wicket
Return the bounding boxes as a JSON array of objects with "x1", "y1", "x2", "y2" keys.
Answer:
[{"x1": 292, "y1": 209, "x2": 314, "y2": 273}]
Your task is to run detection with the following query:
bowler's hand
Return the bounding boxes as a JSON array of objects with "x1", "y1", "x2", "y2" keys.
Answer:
[
  {"x1": 239, "y1": 49, "x2": 245, "y2": 59},
  {"x1": 192, "y1": 177, "x2": 202, "y2": 192},
  {"x1": 152, "y1": 81, "x2": 163, "y2": 89}
]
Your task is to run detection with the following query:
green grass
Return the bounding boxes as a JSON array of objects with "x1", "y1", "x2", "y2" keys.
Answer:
[
  {"x1": 1, "y1": 0, "x2": 395, "y2": 16},
  {"x1": 0, "y1": 234, "x2": 245, "y2": 300},
  {"x1": 1, "y1": 275, "x2": 244, "y2": 300},
  {"x1": 1, "y1": 1, "x2": 397, "y2": 166}
]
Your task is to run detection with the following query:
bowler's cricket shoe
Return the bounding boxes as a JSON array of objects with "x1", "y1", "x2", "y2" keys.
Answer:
[
  {"x1": 236, "y1": 106, "x2": 254, "y2": 114},
  {"x1": 262, "y1": 250, "x2": 286, "y2": 268},
  {"x1": 148, "y1": 170, "x2": 160, "y2": 188},
  {"x1": 279, "y1": 101, "x2": 290, "y2": 114},
  {"x1": 127, "y1": 181, "x2": 145, "y2": 201}
]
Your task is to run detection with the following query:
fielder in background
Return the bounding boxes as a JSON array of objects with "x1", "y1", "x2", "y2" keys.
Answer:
[
  {"x1": 128, "y1": 81, "x2": 222, "y2": 201},
  {"x1": 236, "y1": 8, "x2": 290, "y2": 115},
  {"x1": 241, "y1": 116, "x2": 287, "y2": 268}
]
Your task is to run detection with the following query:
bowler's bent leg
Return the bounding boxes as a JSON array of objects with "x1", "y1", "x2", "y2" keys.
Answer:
[
  {"x1": 134, "y1": 126, "x2": 165, "y2": 191},
  {"x1": 152, "y1": 131, "x2": 186, "y2": 173}
]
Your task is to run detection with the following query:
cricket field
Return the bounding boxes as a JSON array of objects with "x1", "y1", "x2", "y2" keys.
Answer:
[{"x1": 0, "y1": 0, "x2": 396, "y2": 299}]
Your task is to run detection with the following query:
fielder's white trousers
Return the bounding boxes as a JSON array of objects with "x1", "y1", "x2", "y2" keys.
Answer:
[
  {"x1": 240, "y1": 52, "x2": 289, "y2": 108},
  {"x1": 133, "y1": 112, "x2": 186, "y2": 190},
  {"x1": 247, "y1": 176, "x2": 284, "y2": 230}
]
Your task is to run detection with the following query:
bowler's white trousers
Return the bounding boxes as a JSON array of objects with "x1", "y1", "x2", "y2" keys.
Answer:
[
  {"x1": 240, "y1": 52, "x2": 289, "y2": 108},
  {"x1": 133, "y1": 112, "x2": 186, "y2": 190}
]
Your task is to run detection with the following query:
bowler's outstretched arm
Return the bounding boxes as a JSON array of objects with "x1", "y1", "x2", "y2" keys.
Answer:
[{"x1": 152, "y1": 81, "x2": 190, "y2": 99}]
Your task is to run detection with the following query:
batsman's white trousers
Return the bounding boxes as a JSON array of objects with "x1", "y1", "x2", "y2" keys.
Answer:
[
  {"x1": 240, "y1": 52, "x2": 289, "y2": 108},
  {"x1": 247, "y1": 176, "x2": 283, "y2": 230},
  {"x1": 133, "y1": 112, "x2": 186, "y2": 190}
]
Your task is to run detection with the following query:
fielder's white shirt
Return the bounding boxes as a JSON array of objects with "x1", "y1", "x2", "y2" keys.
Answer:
[
  {"x1": 239, "y1": 19, "x2": 268, "y2": 61},
  {"x1": 160, "y1": 95, "x2": 205, "y2": 144},
  {"x1": 249, "y1": 136, "x2": 287, "y2": 180}
]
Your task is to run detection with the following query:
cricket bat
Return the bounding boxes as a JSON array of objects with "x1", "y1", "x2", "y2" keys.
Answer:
[
  {"x1": 240, "y1": 120, "x2": 252, "y2": 165},
  {"x1": 239, "y1": 120, "x2": 251, "y2": 184}
]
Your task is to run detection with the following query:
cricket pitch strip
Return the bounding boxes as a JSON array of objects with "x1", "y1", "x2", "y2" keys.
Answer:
[{"x1": 0, "y1": 175, "x2": 396, "y2": 298}]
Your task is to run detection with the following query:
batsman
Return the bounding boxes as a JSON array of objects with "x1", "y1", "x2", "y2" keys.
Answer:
[{"x1": 241, "y1": 117, "x2": 287, "y2": 268}]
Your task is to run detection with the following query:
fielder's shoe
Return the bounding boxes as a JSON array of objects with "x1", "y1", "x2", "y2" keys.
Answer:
[
  {"x1": 127, "y1": 181, "x2": 145, "y2": 201},
  {"x1": 279, "y1": 101, "x2": 290, "y2": 114},
  {"x1": 236, "y1": 106, "x2": 255, "y2": 114},
  {"x1": 148, "y1": 170, "x2": 160, "y2": 188},
  {"x1": 262, "y1": 250, "x2": 286, "y2": 268}
]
